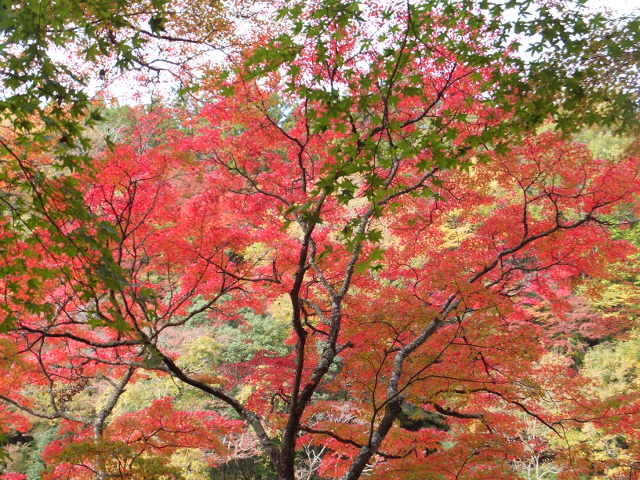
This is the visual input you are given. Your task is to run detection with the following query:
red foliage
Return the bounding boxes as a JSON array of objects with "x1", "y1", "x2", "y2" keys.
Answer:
[{"x1": 0, "y1": 8, "x2": 639, "y2": 479}]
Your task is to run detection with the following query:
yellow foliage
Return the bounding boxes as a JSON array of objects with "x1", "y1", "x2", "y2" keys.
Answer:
[
  {"x1": 439, "y1": 209, "x2": 473, "y2": 249},
  {"x1": 267, "y1": 294, "x2": 292, "y2": 325},
  {"x1": 111, "y1": 374, "x2": 180, "y2": 417},
  {"x1": 170, "y1": 448, "x2": 211, "y2": 480},
  {"x1": 243, "y1": 242, "x2": 271, "y2": 266},
  {"x1": 179, "y1": 336, "x2": 223, "y2": 370},
  {"x1": 236, "y1": 384, "x2": 256, "y2": 404},
  {"x1": 582, "y1": 331, "x2": 640, "y2": 398}
]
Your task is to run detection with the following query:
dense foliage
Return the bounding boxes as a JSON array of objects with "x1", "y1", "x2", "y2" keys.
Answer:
[{"x1": 0, "y1": 1, "x2": 639, "y2": 479}]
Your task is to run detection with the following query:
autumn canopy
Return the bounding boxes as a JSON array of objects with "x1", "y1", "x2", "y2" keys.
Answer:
[{"x1": 0, "y1": 1, "x2": 639, "y2": 479}]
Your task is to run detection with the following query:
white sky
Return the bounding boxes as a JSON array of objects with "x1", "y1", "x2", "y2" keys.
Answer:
[
  {"x1": 99, "y1": 0, "x2": 638, "y2": 105},
  {"x1": 588, "y1": 0, "x2": 639, "y2": 13}
]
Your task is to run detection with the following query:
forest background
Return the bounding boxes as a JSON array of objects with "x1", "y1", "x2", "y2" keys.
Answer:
[{"x1": 0, "y1": 0, "x2": 640, "y2": 479}]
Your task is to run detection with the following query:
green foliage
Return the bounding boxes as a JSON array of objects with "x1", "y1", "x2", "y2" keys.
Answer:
[
  {"x1": 397, "y1": 402, "x2": 449, "y2": 432},
  {"x1": 249, "y1": 0, "x2": 639, "y2": 171},
  {"x1": 111, "y1": 309, "x2": 290, "y2": 417},
  {"x1": 210, "y1": 455, "x2": 279, "y2": 480},
  {"x1": 575, "y1": 128, "x2": 635, "y2": 161},
  {"x1": 0, "y1": 432, "x2": 11, "y2": 469},
  {"x1": 16, "y1": 423, "x2": 57, "y2": 480},
  {"x1": 0, "y1": 1, "x2": 174, "y2": 331},
  {"x1": 113, "y1": 312, "x2": 287, "y2": 415},
  {"x1": 0, "y1": 0, "x2": 169, "y2": 155},
  {"x1": 216, "y1": 309, "x2": 290, "y2": 364},
  {"x1": 235, "y1": 0, "x2": 640, "y2": 256}
]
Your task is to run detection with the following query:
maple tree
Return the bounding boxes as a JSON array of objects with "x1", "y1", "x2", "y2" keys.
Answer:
[
  {"x1": 1, "y1": 1, "x2": 640, "y2": 479},
  {"x1": 1, "y1": 85, "x2": 639, "y2": 480},
  {"x1": 0, "y1": 0, "x2": 265, "y2": 339}
]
